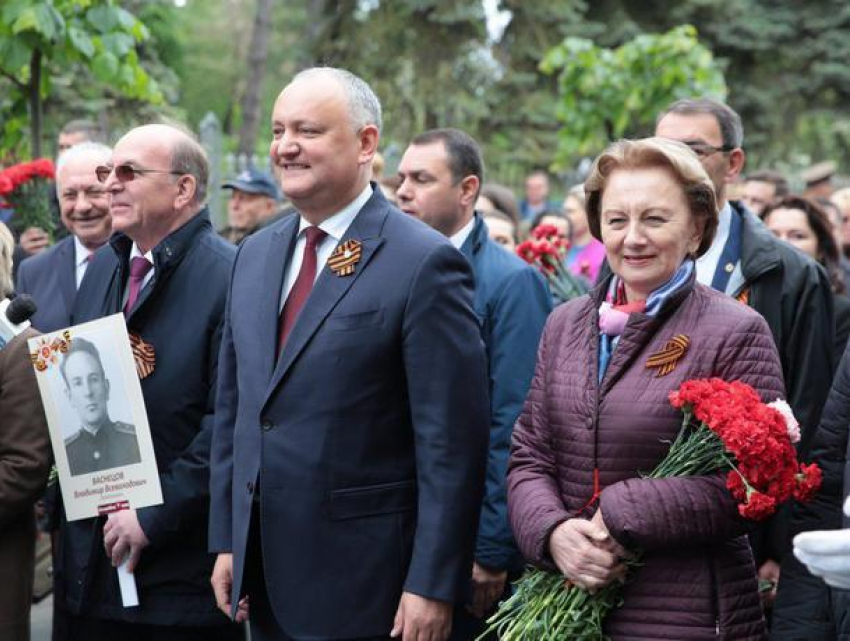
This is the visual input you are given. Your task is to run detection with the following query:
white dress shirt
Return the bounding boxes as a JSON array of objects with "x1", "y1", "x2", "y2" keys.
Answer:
[
  {"x1": 695, "y1": 202, "x2": 733, "y2": 286},
  {"x1": 280, "y1": 184, "x2": 373, "y2": 311},
  {"x1": 73, "y1": 236, "x2": 94, "y2": 289},
  {"x1": 449, "y1": 216, "x2": 476, "y2": 250}
]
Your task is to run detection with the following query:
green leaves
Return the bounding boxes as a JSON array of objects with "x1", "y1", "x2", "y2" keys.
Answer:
[
  {"x1": 541, "y1": 24, "x2": 726, "y2": 167},
  {"x1": 0, "y1": 0, "x2": 163, "y2": 158},
  {"x1": 68, "y1": 25, "x2": 94, "y2": 57}
]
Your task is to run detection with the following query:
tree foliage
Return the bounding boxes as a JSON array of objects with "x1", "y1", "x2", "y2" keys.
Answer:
[
  {"x1": 541, "y1": 25, "x2": 726, "y2": 168},
  {"x1": 0, "y1": 0, "x2": 163, "y2": 158},
  {"x1": 574, "y1": 0, "x2": 850, "y2": 175}
]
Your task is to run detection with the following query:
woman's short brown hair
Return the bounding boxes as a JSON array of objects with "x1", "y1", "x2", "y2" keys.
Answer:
[{"x1": 584, "y1": 137, "x2": 719, "y2": 258}]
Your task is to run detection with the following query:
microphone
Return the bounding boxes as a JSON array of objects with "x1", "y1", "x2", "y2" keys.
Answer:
[{"x1": 0, "y1": 293, "x2": 37, "y2": 349}]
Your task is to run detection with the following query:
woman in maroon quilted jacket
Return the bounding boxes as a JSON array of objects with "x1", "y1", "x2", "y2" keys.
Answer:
[{"x1": 507, "y1": 138, "x2": 786, "y2": 640}]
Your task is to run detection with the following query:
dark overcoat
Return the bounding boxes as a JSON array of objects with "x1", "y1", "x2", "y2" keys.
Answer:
[{"x1": 56, "y1": 210, "x2": 237, "y2": 626}]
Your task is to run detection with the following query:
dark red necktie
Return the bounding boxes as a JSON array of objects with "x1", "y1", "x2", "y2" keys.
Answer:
[
  {"x1": 278, "y1": 226, "x2": 327, "y2": 351},
  {"x1": 124, "y1": 256, "x2": 152, "y2": 316}
]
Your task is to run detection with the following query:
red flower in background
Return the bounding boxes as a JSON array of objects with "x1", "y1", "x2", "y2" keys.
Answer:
[
  {"x1": 0, "y1": 158, "x2": 56, "y2": 236},
  {"x1": 530, "y1": 223, "x2": 562, "y2": 241},
  {"x1": 0, "y1": 174, "x2": 13, "y2": 198},
  {"x1": 517, "y1": 224, "x2": 588, "y2": 302}
]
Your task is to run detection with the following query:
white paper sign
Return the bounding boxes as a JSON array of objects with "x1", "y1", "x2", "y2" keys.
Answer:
[{"x1": 28, "y1": 314, "x2": 163, "y2": 521}]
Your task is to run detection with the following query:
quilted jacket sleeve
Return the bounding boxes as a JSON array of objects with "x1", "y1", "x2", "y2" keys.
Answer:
[
  {"x1": 600, "y1": 310, "x2": 786, "y2": 551},
  {"x1": 507, "y1": 316, "x2": 572, "y2": 569}
]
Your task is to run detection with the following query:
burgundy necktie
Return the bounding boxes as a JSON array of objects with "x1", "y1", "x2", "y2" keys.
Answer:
[
  {"x1": 124, "y1": 256, "x2": 153, "y2": 316},
  {"x1": 278, "y1": 226, "x2": 327, "y2": 351}
]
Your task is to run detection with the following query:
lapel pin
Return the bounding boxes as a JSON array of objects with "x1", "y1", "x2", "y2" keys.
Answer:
[
  {"x1": 129, "y1": 332, "x2": 156, "y2": 379},
  {"x1": 328, "y1": 239, "x2": 362, "y2": 277},
  {"x1": 645, "y1": 334, "x2": 690, "y2": 377}
]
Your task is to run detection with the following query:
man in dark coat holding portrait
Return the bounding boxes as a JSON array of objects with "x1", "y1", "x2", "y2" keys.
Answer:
[{"x1": 55, "y1": 123, "x2": 241, "y2": 641}]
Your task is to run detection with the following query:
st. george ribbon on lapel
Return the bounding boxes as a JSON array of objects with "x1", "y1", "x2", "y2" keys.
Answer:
[
  {"x1": 129, "y1": 331, "x2": 156, "y2": 379},
  {"x1": 328, "y1": 239, "x2": 362, "y2": 276},
  {"x1": 645, "y1": 334, "x2": 690, "y2": 377}
]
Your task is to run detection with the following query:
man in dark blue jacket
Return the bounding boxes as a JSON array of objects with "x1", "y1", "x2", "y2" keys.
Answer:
[
  {"x1": 656, "y1": 98, "x2": 835, "y2": 634},
  {"x1": 56, "y1": 124, "x2": 242, "y2": 640},
  {"x1": 17, "y1": 142, "x2": 113, "y2": 333},
  {"x1": 397, "y1": 128, "x2": 552, "y2": 638}
]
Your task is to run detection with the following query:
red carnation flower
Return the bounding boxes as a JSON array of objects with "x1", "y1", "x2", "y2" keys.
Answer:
[
  {"x1": 530, "y1": 223, "x2": 561, "y2": 241},
  {"x1": 794, "y1": 463, "x2": 823, "y2": 502},
  {"x1": 739, "y1": 490, "x2": 776, "y2": 521}
]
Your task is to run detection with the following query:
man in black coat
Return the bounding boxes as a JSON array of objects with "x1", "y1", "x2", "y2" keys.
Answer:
[
  {"x1": 55, "y1": 124, "x2": 242, "y2": 641},
  {"x1": 788, "y1": 342, "x2": 850, "y2": 639},
  {"x1": 656, "y1": 98, "x2": 835, "y2": 632}
]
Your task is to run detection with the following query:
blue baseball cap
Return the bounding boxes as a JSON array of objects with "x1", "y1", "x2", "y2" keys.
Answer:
[{"x1": 222, "y1": 168, "x2": 281, "y2": 200}]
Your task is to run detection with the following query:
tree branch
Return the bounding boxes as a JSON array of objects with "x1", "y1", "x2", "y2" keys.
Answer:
[{"x1": 0, "y1": 67, "x2": 26, "y2": 89}]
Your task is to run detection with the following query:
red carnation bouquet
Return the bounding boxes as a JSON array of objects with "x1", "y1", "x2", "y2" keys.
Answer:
[
  {"x1": 516, "y1": 224, "x2": 589, "y2": 302},
  {"x1": 0, "y1": 158, "x2": 56, "y2": 239},
  {"x1": 483, "y1": 378, "x2": 821, "y2": 640}
]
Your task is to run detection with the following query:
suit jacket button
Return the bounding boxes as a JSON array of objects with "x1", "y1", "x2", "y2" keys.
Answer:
[
  {"x1": 247, "y1": 481, "x2": 254, "y2": 493},
  {"x1": 261, "y1": 420, "x2": 273, "y2": 431}
]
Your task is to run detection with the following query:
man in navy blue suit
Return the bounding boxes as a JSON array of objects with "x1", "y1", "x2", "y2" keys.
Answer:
[
  {"x1": 397, "y1": 129, "x2": 551, "y2": 639},
  {"x1": 209, "y1": 67, "x2": 490, "y2": 641},
  {"x1": 16, "y1": 142, "x2": 113, "y2": 332}
]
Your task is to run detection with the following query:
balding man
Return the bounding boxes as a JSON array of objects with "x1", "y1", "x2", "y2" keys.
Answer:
[
  {"x1": 55, "y1": 124, "x2": 241, "y2": 640},
  {"x1": 209, "y1": 68, "x2": 488, "y2": 641},
  {"x1": 17, "y1": 142, "x2": 113, "y2": 332}
]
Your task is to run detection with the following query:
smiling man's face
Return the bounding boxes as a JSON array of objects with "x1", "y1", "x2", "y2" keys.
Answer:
[{"x1": 269, "y1": 75, "x2": 376, "y2": 222}]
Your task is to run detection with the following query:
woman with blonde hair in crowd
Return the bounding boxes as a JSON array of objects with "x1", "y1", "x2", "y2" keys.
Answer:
[
  {"x1": 508, "y1": 138, "x2": 784, "y2": 639},
  {"x1": 0, "y1": 221, "x2": 51, "y2": 641}
]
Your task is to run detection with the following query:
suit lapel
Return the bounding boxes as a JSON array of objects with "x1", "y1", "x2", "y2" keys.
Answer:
[
  {"x1": 59, "y1": 237, "x2": 77, "y2": 314},
  {"x1": 258, "y1": 216, "x2": 299, "y2": 381},
  {"x1": 265, "y1": 197, "x2": 387, "y2": 401}
]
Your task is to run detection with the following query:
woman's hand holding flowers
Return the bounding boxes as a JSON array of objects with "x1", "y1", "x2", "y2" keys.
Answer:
[{"x1": 548, "y1": 512, "x2": 628, "y2": 591}]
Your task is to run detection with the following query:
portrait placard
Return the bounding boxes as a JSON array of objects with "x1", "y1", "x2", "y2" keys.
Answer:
[{"x1": 29, "y1": 314, "x2": 162, "y2": 522}]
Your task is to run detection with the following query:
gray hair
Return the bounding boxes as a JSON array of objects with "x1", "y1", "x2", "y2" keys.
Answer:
[
  {"x1": 292, "y1": 67, "x2": 383, "y2": 134},
  {"x1": 60, "y1": 119, "x2": 103, "y2": 142},
  {"x1": 169, "y1": 134, "x2": 210, "y2": 206},
  {"x1": 658, "y1": 98, "x2": 744, "y2": 149},
  {"x1": 55, "y1": 141, "x2": 113, "y2": 184}
]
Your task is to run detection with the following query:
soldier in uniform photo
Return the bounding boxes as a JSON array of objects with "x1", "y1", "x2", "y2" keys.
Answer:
[{"x1": 61, "y1": 337, "x2": 140, "y2": 476}]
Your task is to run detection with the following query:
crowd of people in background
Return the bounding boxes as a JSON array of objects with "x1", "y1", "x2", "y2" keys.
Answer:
[{"x1": 1, "y1": 67, "x2": 850, "y2": 641}]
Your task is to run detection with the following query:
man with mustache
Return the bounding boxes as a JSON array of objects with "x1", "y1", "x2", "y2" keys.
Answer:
[{"x1": 17, "y1": 142, "x2": 113, "y2": 332}]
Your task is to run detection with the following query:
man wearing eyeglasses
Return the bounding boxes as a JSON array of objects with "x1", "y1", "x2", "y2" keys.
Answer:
[
  {"x1": 55, "y1": 123, "x2": 242, "y2": 641},
  {"x1": 656, "y1": 98, "x2": 834, "y2": 636}
]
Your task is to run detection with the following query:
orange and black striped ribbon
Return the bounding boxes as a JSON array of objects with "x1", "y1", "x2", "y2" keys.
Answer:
[
  {"x1": 129, "y1": 332, "x2": 156, "y2": 380},
  {"x1": 645, "y1": 334, "x2": 690, "y2": 377},
  {"x1": 328, "y1": 239, "x2": 362, "y2": 276}
]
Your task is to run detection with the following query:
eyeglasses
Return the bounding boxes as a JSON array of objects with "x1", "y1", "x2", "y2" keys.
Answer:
[
  {"x1": 95, "y1": 164, "x2": 184, "y2": 184},
  {"x1": 682, "y1": 141, "x2": 736, "y2": 158}
]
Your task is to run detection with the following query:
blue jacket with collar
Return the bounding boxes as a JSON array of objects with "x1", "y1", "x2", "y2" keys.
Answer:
[{"x1": 460, "y1": 214, "x2": 552, "y2": 571}]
